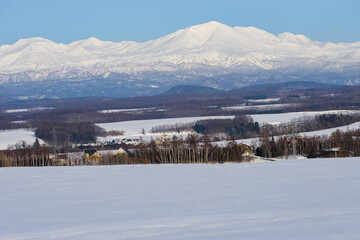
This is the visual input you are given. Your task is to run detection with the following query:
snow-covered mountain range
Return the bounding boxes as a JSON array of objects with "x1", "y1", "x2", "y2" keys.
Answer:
[{"x1": 1, "y1": 21, "x2": 360, "y2": 99}]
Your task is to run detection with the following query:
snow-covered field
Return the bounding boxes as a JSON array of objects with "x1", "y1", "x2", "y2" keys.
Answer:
[
  {"x1": 0, "y1": 129, "x2": 41, "y2": 150},
  {"x1": 216, "y1": 121, "x2": 360, "y2": 147},
  {"x1": 300, "y1": 121, "x2": 360, "y2": 137},
  {"x1": 1, "y1": 110, "x2": 358, "y2": 148},
  {"x1": 97, "y1": 116, "x2": 234, "y2": 133},
  {"x1": 250, "y1": 110, "x2": 359, "y2": 125},
  {"x1": 96, "y1": 115, "x2": 234, "y2": 142},
  {"x1": 98, "y1": 107, "x2": 164, "y2": 113},
  {"x1": 1, "y1": 157, "x2": 359, "y2": 240},
  {"x1": 247, "y1": 98, "x2": 280, "y2": 103},
  {"x1": 3, "y1": 107, "x2": 53, "y2": 113},
  {"x1": 96, "y1": 110, "x2": 359, "y2": 143}
]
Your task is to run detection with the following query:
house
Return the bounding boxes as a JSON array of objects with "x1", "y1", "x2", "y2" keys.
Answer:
[
  {"x1": 121, "y1": 138, "x2": 139, "y2": 145},
  {"x1": 238, "y1": 143, "x2": 253, "y2": 156},
  {"x1": 84, "y1": 149, "x2": 101, "y2": 162},
  {"x1": 319, "y1": 147, "x2": 340, "y2": 158},
  {"x1": 155, "y1": 135, "x2": 169, "y2": 145},
  {"x1": 115, "y1": 146, "x2": 130, "y2": 155},
  {"x1": 85, "y1": 149, "x2": 97, "y2": 156}
]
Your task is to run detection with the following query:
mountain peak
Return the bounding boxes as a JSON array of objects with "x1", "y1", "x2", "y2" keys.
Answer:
[
  {"x1": 187, "y1": 21, "x2": 233, "y2": 33},
  {"x1": 84, "y1": 37, "x2": 102, "y2": 43},
  {"x1": 196, "y1": 21, "x2": 226, "y2": 28},
  {"x1": 80, "y1": 37, "x2": 106, "y2": 46},
  {"x1": 68, "y1": 37, "x2": 114, "y2": 50},
  {"x1": 0, "y1": 37, "x2": 60, "y2": 57},
  {"x1": 14, "y1": 37, "x2": 54, "y2": 46},
  {"x1": 149, "y1": 21, "x2": 243, "y2": 51},
  {"x1": 278, "y1": 32, "x2": 312, "y2": 43}
]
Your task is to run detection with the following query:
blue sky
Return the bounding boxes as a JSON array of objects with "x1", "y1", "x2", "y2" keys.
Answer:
[{"x1": 0, "y1": 0, "x2": 359, "y2": 45}]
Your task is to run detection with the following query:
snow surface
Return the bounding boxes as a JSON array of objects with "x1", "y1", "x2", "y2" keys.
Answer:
[
  {"x1": 96, "y1": 110, "x2": 359, "y2": 143},
  {"x1": 96, "y1": 115, "x2": 234, "y2": 142},
  {"x1": 98, "y1": 107, "x2": 163, "y2": 113},
  {"x1": 98, "y1": 116, "x2": 234, "y2": 132},
  {"x1": 300, "y1": 121, "x2": 360, "y2": 137},
  {"x1": 0, "y1": 129, "x2": 42, "y2": 150},
  {"x1": 216, "y1": 121, "x2": 360, "y2": 147},
  {"x1": 249, "y1": 110, "x2": 359, "y2": 125},
  {"x1": 3, "y1": 107, "x2": 54, "y2": 113},
  {"x1": 1, "y1": 157, "x2": 360, "y2": 240},
  {"x1": 216, "y1": 120, "x2": 360, "y2": 147},
  {"x1": 247, "y1": 98, "x2": 280, "y2": 103}
]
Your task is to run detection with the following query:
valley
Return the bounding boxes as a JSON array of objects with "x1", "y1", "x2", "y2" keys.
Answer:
[{"x1": 1, "y1": 81, "x2": 360, "y2": 164}]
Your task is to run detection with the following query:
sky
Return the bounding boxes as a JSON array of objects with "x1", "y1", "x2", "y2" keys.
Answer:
[{"x1": 0, "y1": 0, "x2": 359, "y2": 46}]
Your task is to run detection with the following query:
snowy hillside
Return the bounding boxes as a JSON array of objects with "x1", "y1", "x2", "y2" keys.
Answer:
[
  {"x1": 1, "y1": 157, "x2": 359, "y2": 239},
  {"x1": 0, "y1": 21, "x2": 360, "y2": 98}
]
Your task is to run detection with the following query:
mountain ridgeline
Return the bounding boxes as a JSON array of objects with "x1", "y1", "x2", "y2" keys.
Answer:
[
  {"x1": 0, "y1": 21, "x2": 360, "y2": 99},
  {"x1": 161, "y1": 85, "x2": 224, "y2": 95}
]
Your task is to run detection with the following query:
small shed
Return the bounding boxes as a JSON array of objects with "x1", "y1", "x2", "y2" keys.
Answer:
[{"x1": 319, "y1": 147, "x2": 340, "y2": 158}]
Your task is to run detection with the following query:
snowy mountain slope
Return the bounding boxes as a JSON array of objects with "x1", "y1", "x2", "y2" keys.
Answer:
[{"x1": 0, "y1": 21, "x2": 360, "y2": 98}]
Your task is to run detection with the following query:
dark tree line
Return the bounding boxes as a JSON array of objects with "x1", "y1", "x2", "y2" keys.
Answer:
[
  {"x1": 150, "y1": 114, "x2": 360, "y2": 141},
  {"x1": 315, "y1": 114, "x2": 360, "y2": 129},
  {"x1": 0, "y1": 145, "x2": 53, "y2": 167},
  {"x1": 1, "y1": 135, "x2": 251, "y2": 167},
  {"x1": 150, "y1": 122, "x2": 194, "y2": 133},
  {"x1": 35, "y1": 122, "x2": 106, "y2": 145},
  {"x1": 78, "y1": 135, "x2": 249, "y2": 165},
  {"x1": 193, "y1": 115, "x2": 260, "y2": 138},
  {"x1": 129, "y1": 135, "x2": 247, "y2": 164},
  {"x1": 263, "y1": 113, "x2": 360, "y2": 137},
  {"x1": 256, "y1": 128, "x2": 360, "y2": 158},
  {"x1": 151, "y1": 115, "x2": 260, "y2": 138}
]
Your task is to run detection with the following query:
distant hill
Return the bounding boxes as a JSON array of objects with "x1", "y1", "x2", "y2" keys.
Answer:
[
  {"x1": 161, "y1": 85, "x2": 224, "y2": 95},
  {"x1": 0, "y1": 95, "x2": 14, "y2": 104},
  {"x1": 234, "y1": 81, "x2": 334, "y2": 91}
]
